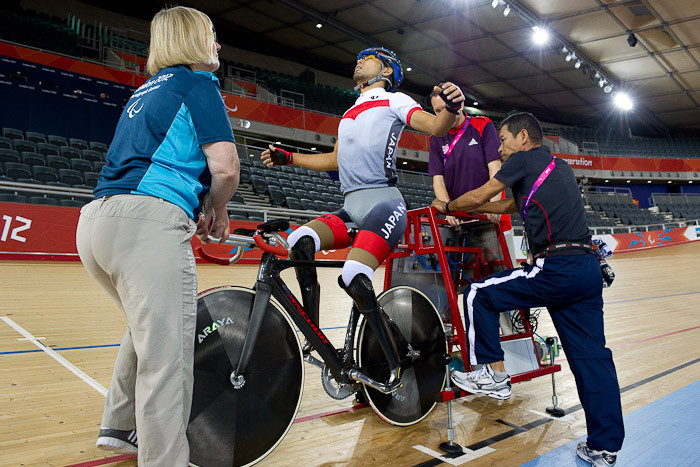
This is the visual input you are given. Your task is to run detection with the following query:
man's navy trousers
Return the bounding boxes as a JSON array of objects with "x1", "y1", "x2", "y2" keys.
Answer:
[{"x1": 464, "y1": 252, "x2": 624, "y2": 452}]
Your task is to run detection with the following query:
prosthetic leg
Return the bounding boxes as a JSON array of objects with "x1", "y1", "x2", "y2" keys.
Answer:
[
  {"x1": 340, "y1": 273, "x2": 402, "y2": 391},
  {"x1": 290, "y1": 236, "x2": 320, "y2": 354}
]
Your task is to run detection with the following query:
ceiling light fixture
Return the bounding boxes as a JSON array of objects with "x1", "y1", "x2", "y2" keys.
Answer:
[
  {"x1": 574, "y1": 60, "x2": 582, "y2": 69},
  {"x1": 491, "y1": 0, "x2": 499, "y2": 8},
  {"x1": 503, "y1": 4, "x2": 510, "y2": 17},
  {"x1": 316, "y1": 23, "x2": 323, "y2": 29},
  {"x1": 406, "y1": 67, "x2": 412, "y2": 71},
  {"x1": 627, "y1": 32, "x2": 638, "y2": 47},
  {"x1": 473, "y1": 101, "x2": 479, "y2": 106},
  {"x1": 594, "y1": 71, "x2": 601, "y2": 79},
  {"x1": 532, "y1": 26, "x2": 549, "y2": 45},
  {"x1": 613, "y1": 92, "x2": 634, "y2": 111},
  {"x1": 603, "y1": 83, "x2": 613, "y2": 94},
  {"x1": 599, "y1": 78, "x2": 606, "y2": 88}
]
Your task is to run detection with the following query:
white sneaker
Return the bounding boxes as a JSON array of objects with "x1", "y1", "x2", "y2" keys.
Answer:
[
  {"x1": 576, "y1": 442, "x2": 617, "y2": 466},
  {"x1": 451, "y1": 364, "x2": 511, "y2": 400}
]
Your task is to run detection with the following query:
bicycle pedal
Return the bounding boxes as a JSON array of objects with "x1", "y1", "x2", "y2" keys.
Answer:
[{"x1": 303, "y1": 353, "x2": 324, "y2": 368}]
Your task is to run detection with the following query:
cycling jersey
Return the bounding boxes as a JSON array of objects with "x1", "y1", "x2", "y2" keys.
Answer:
[{"x1": 337, "y1": 88, "x2": 421, "y2": 194}]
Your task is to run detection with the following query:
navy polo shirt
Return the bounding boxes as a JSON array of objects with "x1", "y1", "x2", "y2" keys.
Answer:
[
  {"x1": 494, "y1": 145, "x2": 590, "y2": 253},
  {"x1": 94, "y1": 65, "x2": 235, "y2": 219}
]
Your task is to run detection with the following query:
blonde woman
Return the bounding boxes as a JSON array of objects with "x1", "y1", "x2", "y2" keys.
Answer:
[{"x1": 76, "y1": 6, "x2": 239, "y2": 464}]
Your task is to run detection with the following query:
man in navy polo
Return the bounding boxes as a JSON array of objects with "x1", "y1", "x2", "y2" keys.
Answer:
[{"x1": 432, "y1": 112, "x2": 624, "y2": 467}]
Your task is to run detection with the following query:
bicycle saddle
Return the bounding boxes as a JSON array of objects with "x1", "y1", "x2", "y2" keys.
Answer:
[
  {"x1": 258, "y1": 219, "x2": 290, "y2": 233},
  {"x1": 231, "y1": 219, "x2": 289, "y2": 237}
]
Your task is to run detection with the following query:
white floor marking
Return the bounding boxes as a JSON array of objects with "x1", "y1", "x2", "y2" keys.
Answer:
[
  {"x1": 2, "y1": 316, "x2": 108, "y2": 396},
  {"x1": 413, "y1": 444, "x2": 496, "y2": 465}
]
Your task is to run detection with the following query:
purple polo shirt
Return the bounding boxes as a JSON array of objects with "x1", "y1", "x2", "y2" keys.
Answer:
[{"x1": 428, "y1": 116, "x2": 500, "y2": 199}]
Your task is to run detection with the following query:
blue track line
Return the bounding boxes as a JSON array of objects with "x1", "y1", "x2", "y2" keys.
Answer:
[
  {"x1": 606, "y1": 290, "x2": 700, "y2": 304},
  {"x1": 0, "y1": 343, "x2": 120, "y2": 355}
]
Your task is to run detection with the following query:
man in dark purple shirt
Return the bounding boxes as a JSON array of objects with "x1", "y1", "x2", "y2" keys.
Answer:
[{"x1": 428, "y1": 92, "x2": 502, "y2": 226}]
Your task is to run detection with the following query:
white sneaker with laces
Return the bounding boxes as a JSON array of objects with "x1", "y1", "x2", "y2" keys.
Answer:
[
  {"x1": 576, "y1": 441, "x2": 617, "y2": 466},
  {"x1": 450, "y1": 364, "x2": 511, "y2": 400}
]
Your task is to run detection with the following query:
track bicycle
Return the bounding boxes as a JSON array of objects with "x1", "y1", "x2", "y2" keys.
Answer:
[{"x1": 187, "y1": 219, "x2": 448, "y2": 467}]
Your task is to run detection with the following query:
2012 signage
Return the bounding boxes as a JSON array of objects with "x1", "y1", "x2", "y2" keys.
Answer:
[{"x1": 0, "y1": 215, "x2": 31, "y2": 243}]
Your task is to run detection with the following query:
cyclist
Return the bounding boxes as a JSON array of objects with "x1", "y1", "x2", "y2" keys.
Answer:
[{"x1": 261, "y1": 46, "x2": 463, "y2": 391}]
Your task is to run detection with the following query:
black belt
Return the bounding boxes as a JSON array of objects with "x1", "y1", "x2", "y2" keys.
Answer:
[{"x1": 533, "y1": 242, "x2": 594, "y2": 259}]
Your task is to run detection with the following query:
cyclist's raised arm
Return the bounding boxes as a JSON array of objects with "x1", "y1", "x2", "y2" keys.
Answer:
[
  {"x1": 261, "y1": 141, "x2": 339, "y2": 171},
  {"x1": 408, "y1": 82, "x2": 463, "y2": 137}
]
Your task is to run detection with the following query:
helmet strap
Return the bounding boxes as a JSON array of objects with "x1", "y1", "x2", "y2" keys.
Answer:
[{"x1": 354, "y1": 61, "x2": 393, "y2": 92}]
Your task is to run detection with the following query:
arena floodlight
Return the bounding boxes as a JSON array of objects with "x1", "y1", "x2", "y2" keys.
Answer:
[
  {"x1": 532, "y1": 26, "x2": 550, "y2": 45},
  {"x1": 613, "y1": 92, "x2": 634, "y2": 111},
  {"x1": 503, "y1": 4, "x2": 510, "y2": 17}
]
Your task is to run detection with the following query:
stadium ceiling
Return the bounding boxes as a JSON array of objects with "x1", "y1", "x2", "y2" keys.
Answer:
[{"x1": 101, "y1": 0, "x2": 700, "y2": 137}]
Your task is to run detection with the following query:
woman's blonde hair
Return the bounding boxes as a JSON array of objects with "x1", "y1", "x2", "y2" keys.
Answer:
[{"x1": 146, "y1": 6, "x2": 217, "y2": 76}]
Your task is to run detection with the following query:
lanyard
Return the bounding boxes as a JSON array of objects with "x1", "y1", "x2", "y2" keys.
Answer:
[
  {"x1": 522, "y1": 155, "x2": 556, "y2": 222},
  {"x1": 442, "y1": 117, "x2": 470, "y2": 163}
]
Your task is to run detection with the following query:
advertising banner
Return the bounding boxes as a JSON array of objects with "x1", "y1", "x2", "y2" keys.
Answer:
[{"x1": 0, "y1": 202, "x2": 350, "y2": 263}]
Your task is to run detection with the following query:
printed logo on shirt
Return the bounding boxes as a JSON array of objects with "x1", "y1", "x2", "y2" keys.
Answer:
[
  {"x1": 385, "y1": 131, "x2": 398, "y2": 168},
  {"x1": 127, "y1": 98, "x2": 143, "y2": 119},
  {"x1": 468, "y1": 138, "x2": 478, "y2": 146},
  {"x1": 442, "y1": 143, "x2": 450, "y2": 154}
]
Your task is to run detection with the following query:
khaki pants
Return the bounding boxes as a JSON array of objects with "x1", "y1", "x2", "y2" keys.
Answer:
[{"x1": 76, "y1": 195, "x2": 197, "y2": 466}]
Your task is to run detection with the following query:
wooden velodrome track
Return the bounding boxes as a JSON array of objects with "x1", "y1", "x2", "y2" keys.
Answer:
[{"x1": 1, "y1": 241, "x2": 699, "y2": 466}]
